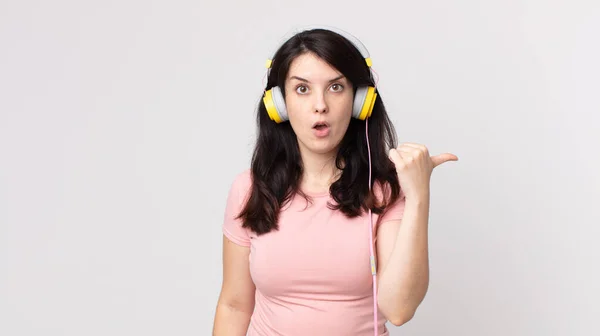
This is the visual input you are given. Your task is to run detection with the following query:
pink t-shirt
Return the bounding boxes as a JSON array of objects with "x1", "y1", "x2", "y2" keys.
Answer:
[{"x1": 222, "y1": 169, "x2": 405, "y2": 336}]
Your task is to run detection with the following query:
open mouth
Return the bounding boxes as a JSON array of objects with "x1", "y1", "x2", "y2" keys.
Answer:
[
  {"x1": 312, "y1": 122, "x2": 329, "y2": 130},
  {"x1": 312, "y1": 121, "x2": 330, "y2": 137}
]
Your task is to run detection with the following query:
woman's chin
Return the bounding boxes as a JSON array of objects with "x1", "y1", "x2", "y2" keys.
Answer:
[
  {"x1": 297, "y1": 134, "x2": 342, "y2": 155},
  {"x1": 307, "y1": 141, "x2": 340, "y2": 155}
]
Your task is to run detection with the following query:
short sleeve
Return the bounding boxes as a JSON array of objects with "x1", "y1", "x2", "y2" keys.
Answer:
[
  {"x1": 222, "y1": 170, "x2": 252, "y2": 247},
  {"x1": 374, "y1": 181, "x2": 406, "y2": 229},
  {"x1": 378, "y1": 195, "x2": 406, "y2": 225}
]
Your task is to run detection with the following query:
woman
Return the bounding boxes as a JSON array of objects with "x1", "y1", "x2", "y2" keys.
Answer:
[{"x1": 212, "y1": 26, "x2": 458, "y2": 336}]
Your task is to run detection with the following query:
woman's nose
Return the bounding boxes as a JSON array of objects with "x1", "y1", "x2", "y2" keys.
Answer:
[{"x1": 313, "y1": 93, "x2": 327, "y2": 113}]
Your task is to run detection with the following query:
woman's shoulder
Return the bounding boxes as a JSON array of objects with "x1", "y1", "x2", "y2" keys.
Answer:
[
  {"x1": 232, "y1": 168, "x2": 252, "y2": 185},
  {"x1": 228, "y1": 168, "x2": 253, "y2": 198}
]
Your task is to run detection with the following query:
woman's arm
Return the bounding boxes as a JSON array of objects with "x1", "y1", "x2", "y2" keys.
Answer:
[
  {"x1": 376, "y1": 144, "x2": 457, "y2": 325},
  {"x1": 213, "y1": 235, "x2": 256, "y2": 335},
  {"x1": 376, "y1": 196, "x2": 430, "y2": 326}
]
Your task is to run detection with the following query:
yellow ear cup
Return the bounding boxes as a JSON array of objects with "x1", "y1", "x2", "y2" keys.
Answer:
[
  {"x1": 263, "y1": 89, "x2": 283, "y2": 123},
  {"x1": 357, "y1": 87, "x2": 377, "y2": 120},
  {"x1": 367, "y1": 92, "x2": 377, "y2": 118}
]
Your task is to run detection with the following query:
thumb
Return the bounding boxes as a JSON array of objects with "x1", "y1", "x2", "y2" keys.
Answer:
[{"x1": 431, "y1": 153, "x2": 459, "y2": 168}]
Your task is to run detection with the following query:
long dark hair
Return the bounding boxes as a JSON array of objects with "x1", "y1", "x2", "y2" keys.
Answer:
[{"x1": 238, "y1": 28, "x2": 401, "y2": 235}]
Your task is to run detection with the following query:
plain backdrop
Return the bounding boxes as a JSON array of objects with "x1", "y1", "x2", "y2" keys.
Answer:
[{"x1": 1, "y1": 0, "x2": 599, "y2": 335}]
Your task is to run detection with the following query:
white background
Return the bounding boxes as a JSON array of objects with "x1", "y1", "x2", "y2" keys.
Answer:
[{"x1": 1, "y1": 0, "x2": 599, "y2": 335}]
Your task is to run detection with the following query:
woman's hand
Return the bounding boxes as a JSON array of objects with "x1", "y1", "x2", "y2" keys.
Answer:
[{"x1": 388, "y1": 143, "x2": 458, "y2": 200}]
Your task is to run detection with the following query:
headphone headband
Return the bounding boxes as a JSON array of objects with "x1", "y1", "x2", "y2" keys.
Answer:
[{"x1": 265, "y1": 25, "x2": 372, "y2": 71}]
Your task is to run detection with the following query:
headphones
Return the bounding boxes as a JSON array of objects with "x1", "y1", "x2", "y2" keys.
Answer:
[{"x1": 262, "y1": 25, "x2": 378, "y2": 123}]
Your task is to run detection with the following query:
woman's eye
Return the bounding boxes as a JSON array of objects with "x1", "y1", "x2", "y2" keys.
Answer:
[
  {"x1": 296, "y1": 85, "x2": 308, "y2": 94},
  {"x1": 331, "y1": 84, "x2": 343, "y2": 92}
]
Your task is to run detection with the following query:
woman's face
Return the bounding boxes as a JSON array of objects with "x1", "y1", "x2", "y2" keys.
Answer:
[{"x1": 284, "y1": 52, "x2": 354, "y2": 156}]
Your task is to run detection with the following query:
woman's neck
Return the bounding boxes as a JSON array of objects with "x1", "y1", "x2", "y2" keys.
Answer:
[{"x1": 298, "y1": 147, "x2": 342, "y2": 194}]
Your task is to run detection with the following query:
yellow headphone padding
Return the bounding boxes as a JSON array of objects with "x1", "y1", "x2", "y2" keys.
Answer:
[
  {"x1": 263, "y1": 89, "x2": 282, "y2": 123},
  {"x1": 358, "y1": 87, "x2": 377, "y2": 120}
]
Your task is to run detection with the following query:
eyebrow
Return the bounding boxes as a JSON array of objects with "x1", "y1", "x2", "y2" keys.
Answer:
[{"x1": 288, "y1": 74, "x2": 345, "y2": 83}]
